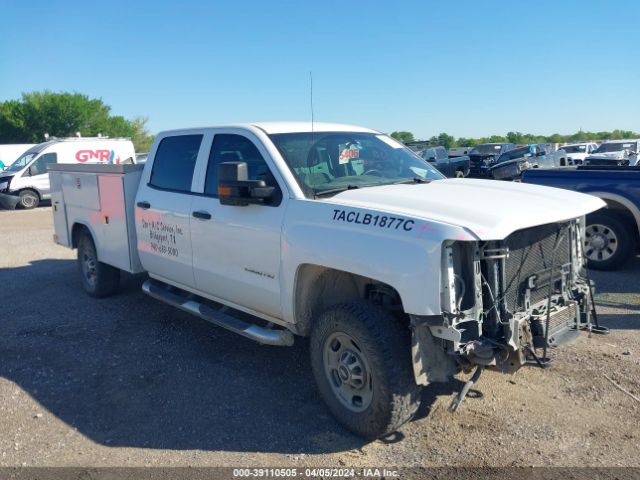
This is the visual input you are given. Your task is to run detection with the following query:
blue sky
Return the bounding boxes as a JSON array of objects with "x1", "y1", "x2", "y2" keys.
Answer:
[{"x1": 1, "y1": 0, "x2": 639, "y2": 138}]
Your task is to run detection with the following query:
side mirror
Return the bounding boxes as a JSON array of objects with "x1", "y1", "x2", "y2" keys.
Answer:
[
  {"x1": 218, "y1": 161, "x2": 274, "y2": 206},
  {"x1": 535, "y1": 150, "x2": 545, "y2": 157},
  {"x1": 427, "y1": 156, "x2": 436, "y2": 162}
]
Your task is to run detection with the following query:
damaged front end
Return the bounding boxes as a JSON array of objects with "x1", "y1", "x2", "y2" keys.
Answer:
[
  {"x1": 412, "y1": 218, "x2": 595, "y2": 388},
  {"x1": 0, "y1": 175, "x2": 20, "y2": 210}
]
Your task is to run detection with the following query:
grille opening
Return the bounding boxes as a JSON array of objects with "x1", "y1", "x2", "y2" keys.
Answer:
[{"x1": 503, "y1": 222, "x2": 571, "y2": 313}]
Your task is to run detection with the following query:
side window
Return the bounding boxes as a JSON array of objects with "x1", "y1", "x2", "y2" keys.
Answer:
[
  {"x1": 204, "y1": 134, "x2": 281, "y2": 205},
  {"x1": 149, "y1": 134, "x2": 203, "y2": 192},
  {"x1": 436, "y1": 147, "x2": 447, "y2": 160},
  {"x1": 29, "y1": 153, "x2": 57, "y2": 175}
]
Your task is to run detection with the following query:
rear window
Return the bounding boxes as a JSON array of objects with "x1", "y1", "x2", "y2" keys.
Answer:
[{"x1": 149, "y1": 135, "x2": 203, "y2": 192}]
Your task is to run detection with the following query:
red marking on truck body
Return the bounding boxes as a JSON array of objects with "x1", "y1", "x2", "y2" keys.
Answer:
[{"x1": 76, "y1": 150, "x2": 111, "y2": 163}]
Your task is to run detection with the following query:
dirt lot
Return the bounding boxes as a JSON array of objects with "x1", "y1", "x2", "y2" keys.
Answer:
[{"x1": 1, "y1": 207, "x2": 639, "y2": 468}]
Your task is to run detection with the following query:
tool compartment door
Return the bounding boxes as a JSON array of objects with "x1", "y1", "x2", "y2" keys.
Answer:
[
  {"x1": 96, "y1": 175, "x2": 132, "y2": 271},
  {"x1": 49, "y1": 172, "x2": 70, "y2": 247}
]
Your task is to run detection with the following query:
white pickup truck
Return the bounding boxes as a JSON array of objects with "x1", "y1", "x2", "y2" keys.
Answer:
[{"x1": 49, "y1": 122, "x2": 605, "y2": 439}]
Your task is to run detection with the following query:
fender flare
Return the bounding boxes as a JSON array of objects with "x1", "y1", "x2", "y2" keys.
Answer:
[{"x1": 586, "y1": 191, "x2": 640, "y2": 238}]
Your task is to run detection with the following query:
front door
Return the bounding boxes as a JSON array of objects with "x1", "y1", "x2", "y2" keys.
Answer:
[
  {"x1": 190, "y1": 132, "x2": 285, "y2": 318},
  {"x1": 25, "y1": 152, "x2": 57, "y2": 197}
]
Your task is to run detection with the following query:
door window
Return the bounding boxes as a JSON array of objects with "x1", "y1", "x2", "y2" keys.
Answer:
[
  {"x1": 204, "y1": 134, "x2": 281, "y2": 205},
  {"x1": 29, "y1": 153, "x2": 57, "y2": 175},
  {"x1": 149, "y1": 134, "x2": 203, "y2": 192}
]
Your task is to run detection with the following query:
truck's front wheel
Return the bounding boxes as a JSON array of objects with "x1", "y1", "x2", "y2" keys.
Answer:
[
  {"x1": 310, "y1": 302, "x2": 420, "y2": 439},
  {"x1": 18, "y1": 189, "x2": 39, "y2": 209},
  {"x1": 77, "y1": 231, "x2": 120, "y2": 297}
]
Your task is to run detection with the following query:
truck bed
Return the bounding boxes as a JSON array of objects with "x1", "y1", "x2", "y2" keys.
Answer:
[{"x1": 48, "y1": 163, "x2": 145, "y2": 273}]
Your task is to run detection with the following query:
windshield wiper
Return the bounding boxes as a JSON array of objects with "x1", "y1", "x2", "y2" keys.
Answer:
[
  {"x1": 314, "y1": 184, "x2": 360, "y2": 198},
  {"x1": 393, "y1": 177, "x2": 431, "y2": 185}
]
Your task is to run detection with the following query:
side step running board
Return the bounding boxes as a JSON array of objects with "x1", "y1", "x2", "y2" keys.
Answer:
[{"x1": 142, "y1": 279, "x2": 294, "y2": 346}]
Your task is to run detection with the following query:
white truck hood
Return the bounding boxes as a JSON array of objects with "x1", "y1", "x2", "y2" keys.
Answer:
[{"x1": 325, "y1": 178, "x2": 605, "y2": 240}]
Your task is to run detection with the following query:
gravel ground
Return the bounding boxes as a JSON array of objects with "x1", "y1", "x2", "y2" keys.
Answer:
[{"x1": 1, "y1": 207, "x2": 639, "y2": 468}]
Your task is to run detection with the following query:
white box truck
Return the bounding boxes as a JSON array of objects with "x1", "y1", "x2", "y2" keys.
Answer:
[
  {"x1": 49, "y1": 122, "x2": 605, "y2": 438},
  {"x1": 0, "y1": 137, "x2": 135, "y2": 209}
]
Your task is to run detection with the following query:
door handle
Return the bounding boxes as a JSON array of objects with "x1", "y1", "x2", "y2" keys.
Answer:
[
  {"x1": 192, "y1": 210, "x2": 212, "y2": 220},
  {"x1": 137, "y1": 201, "x2": 151, "y2": 209}
]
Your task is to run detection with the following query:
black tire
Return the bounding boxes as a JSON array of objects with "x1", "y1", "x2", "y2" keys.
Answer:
[
  {"x1": 18, "y1": 189, "x2": 39, "y2": 209},
  {"x1": 77, "y1": 231, "x2": 120, "y2": 297},
  {"x1": 310, "y1": 302, "x2": 420, "y2": 439},
  {"x1": 584, "y1": 212, "x2": 634, "y2": 270}
]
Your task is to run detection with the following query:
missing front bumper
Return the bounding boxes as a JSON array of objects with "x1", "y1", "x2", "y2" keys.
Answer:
[{"x1": 0, "y1": 193, "x2": 20, "y2": 210}]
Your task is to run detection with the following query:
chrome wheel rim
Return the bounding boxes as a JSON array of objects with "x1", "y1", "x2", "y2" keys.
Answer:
[
  {"x1": 323, "y1": 331, "x2": 373, "y2": 413},
  {"x1": 584, "y1": 223, "x2": 618, "y2": 262}
]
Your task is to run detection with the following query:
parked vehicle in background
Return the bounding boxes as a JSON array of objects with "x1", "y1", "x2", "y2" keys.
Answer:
[
  {"x1": 136, "y1": 152, "x2": 149, "y2": 163},
  {"x1": 0, "y1": 144, "x2": 35, "y2": 170},
  {"x1": 0, "y1": 138, "x2": 135, "y2": 210},
  {"x1": 522, "y1": 165, "x2": 640, "y2": 270},
  {"x1": 468, "y1": 143, "x2": 516, "y2": 177},
  {"x1": 561, "y1": 142, "x2": 598, "y2": 165},
  {"x1": 49, "y1": 121, "x2": 604, "y2": 439},
  {"x1": 490, "y1": 144, "x2": 567, "y2": 181},
  {"x1": 585, "y1": 140, "x2": 639, "y2": 166},
  {"x1": 448, "y1": 146, "x2": 472, "y2": 157},
  {"x1": 419, "y1": 146, "x2": 470, "y2": 177}
]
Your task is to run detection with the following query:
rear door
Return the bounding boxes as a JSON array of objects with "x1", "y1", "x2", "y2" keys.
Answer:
[
  {"x1": 190, "y1": 131, "x2": 286, "y2": 318},
  {"x1": 135, "y1": 132, "x2": 206, "y2": 288}
]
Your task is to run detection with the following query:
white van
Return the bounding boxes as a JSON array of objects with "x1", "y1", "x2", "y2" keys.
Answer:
[
  {"x1": 0, "y1": 137, "x2": 135, "y2": 209},
  {"x1": 0, "y1": 144, "x2": 35, "y2": 170}
]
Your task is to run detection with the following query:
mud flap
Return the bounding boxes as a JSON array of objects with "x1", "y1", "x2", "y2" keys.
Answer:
[
  {"x1": 0, "y1": 193, "x2": 20, "y2": 210},
  {"x1": 411, "y1": 318, "x2": 457, "y2": 385}
]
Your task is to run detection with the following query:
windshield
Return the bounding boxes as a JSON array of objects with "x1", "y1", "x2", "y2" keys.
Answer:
[
  {"x1": 469, "y1": 144, "x2": 503, "y2": 155},
  {"x1": 562, "y1": 145, "x2": 587, "y2": 153},
  {"x1": 593, "y1": 142, "x2": 637, "y2": 153},
  {"x1": 6, "y1": 152, "x2": 37, "y2": 172},
  {"x1": 268, "y1": 132, "x2": 445, "y2": 198}
]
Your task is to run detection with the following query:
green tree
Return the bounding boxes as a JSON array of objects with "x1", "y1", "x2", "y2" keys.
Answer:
[
  {"x1": 456, "y1": 137, "x2": 479, "y2": 147},
  {"x1": 436, "y1": 132, "x2": 455, "y2": 149},
  {"x1": 0, "y1": 91, "x2": 154, "y2": 151},
  {"x1": 390, "y1": 131, "x2": 415, "y2": 143},
  {"x1": 506, "y1": 131, "x2": 523, "y2": 144}
]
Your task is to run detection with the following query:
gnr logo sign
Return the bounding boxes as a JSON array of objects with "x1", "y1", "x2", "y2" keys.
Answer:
[{"x1": 76, "y1": 150, "x2": 117, "y2": 163}]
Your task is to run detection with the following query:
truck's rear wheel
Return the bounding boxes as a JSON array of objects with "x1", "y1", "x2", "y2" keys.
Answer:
[
  {"x1": 77, "y1": 231, "x2": 120, "y2": 297},
  {"x1": 18, "y1": 189, "x2": 39, "y2": 209},
  {"x1": 455, "y1": 170, "x2": 465, "y2": 178},
  {"x1": 584, "y1": 212, "x2": 633, "y2": 270},
  {"x1": 310, "y1": 302, "x2": 420, "y2": 439}
]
